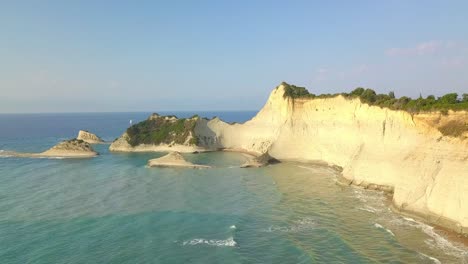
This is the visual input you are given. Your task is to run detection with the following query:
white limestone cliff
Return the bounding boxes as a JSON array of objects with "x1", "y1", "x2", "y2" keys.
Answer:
[{"x1": 110, "y1": 83, "x2": 468, "y2": 234}]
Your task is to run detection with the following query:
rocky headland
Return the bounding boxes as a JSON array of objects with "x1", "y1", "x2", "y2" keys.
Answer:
[{"x1": 110, "y1": 83, "x2": 468, "y2": 235}]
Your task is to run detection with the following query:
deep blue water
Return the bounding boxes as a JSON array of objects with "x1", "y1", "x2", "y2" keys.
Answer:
[{"x1": 0, "y1": 112, "x2": 467, "y2": 263}]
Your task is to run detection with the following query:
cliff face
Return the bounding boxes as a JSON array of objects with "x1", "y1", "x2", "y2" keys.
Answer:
[{"x1": 195, "y1": 84, "x2": 468, "y2": 234}]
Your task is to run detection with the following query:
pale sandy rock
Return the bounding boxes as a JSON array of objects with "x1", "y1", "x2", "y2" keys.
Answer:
[
  {"x1": 109, "y1": 133, "x2": 207, "y2": 153},
  {"x1": 147, "y1": 152, "x2": 210, "y2": 168},
  {"x1": 77, "y1": 130, "x2": 104, "y2": 144}
]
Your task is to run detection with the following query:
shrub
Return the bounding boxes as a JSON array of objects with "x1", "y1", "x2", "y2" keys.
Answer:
[
  {"x1": 280, "y1": 82, "x2": 468, "y2": 113},
  {"x1": 439, "y1": 93, "x2": 458, "y2": 104},
  {"x1": 126, "y1": 116, "x2": 198, "y2": 147},
  {"x1": 463, "y1": 93, "x2": 468, "y2": 103},
  {"x1": 438, "y1": 121, "x2": 467, "y2": 137}
]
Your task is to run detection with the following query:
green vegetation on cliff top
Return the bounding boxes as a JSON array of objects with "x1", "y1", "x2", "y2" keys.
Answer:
[
  {"x1": 281, "y1": 82, "x2": 468, "y2": 113},
  {"x1": 126, "y1": 115, "x2": 199, "y2": 147}
]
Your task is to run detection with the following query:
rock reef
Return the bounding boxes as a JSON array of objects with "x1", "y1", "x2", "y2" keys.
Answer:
[
  {"x1": 111, "y1": 83, "x2": 468, "y2": 235},
  {"x1": 147, "y1": 152, "x2": 210, "y2": 169},
  {"x1": 3, "y1": 139, "x2": 97, "y2": 158}
]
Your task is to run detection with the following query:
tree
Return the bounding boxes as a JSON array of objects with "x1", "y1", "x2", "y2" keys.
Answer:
[
  {"x1": 463, "y1": 93, "x2": 468, "y2": 102},
  {"x1": 350, "y1": 87, "x2": 365, "y2": 96},
  {"x1": 388, "y1": 91, "x2": 395, "y2": 99},
  {"x1": 439, "y1": 93, "x2": 458, "y2": 104},
  {"x1": 361, "y1": 89, "x2": 377, "y2": 103}
]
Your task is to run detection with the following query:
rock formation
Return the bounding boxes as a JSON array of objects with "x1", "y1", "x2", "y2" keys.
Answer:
[
  {"x1": 2, "y1": 139, "x2": 98, "y2": 158},
  {"x1": 240, "y1": 153, "x2": 279, "y2": 168},
  {"x1": 147, "y1": 152, "x2": 210, "y2": 168},
  {"x1": 110, "y1": 83, "x2": 468, "y2": 235},
  {"x1": 110, "y1": 114, "x2": 205, "y2": 153},
  {"x1": 77, "y1": 130, "x2": 104, "y2": 144}
]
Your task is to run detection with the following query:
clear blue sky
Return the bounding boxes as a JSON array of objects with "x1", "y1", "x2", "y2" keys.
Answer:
[{"x1": 1, "y1": 0, "x2": 467, "y2": 113}]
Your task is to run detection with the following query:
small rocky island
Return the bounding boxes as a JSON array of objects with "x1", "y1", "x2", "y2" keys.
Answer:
[
  {"x1": 147, "y1": 152, "x2": 210, "y2": 169},
  {"x1": 2, "y1": 139, "x2": 97, "y2": 158}
]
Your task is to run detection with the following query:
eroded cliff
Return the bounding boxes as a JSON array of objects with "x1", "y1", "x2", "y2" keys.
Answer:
[{"x1": 110, "y1": 83, "x2": 468, "y2": 234}]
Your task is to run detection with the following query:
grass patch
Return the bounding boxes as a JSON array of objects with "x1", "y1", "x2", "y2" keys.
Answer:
[{"x1": 438, "y1": 121, "x2": 468, "y2": 137}]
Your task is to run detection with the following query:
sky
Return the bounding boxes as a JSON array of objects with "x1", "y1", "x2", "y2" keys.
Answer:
[{"x1": 1, "y1": 0, "x2": 467, "y2": 113}]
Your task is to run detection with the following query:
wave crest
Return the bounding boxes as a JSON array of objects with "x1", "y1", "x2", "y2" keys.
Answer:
[{"x1": 182, "y1": 237, "x2": 237, "y2": 247}]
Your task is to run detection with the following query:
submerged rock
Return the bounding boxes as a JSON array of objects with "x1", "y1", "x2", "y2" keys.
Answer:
[
  {"x1": 147, "y1": 152, "x2": 210, "y2": 169},
  {"x1": 240, "y1": 152, "x2": 279, "y2": 168}
]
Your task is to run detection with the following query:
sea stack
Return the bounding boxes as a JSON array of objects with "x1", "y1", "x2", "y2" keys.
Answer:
[{"x1": 77, "y1": 130, "x2": 104, "y2": 144}]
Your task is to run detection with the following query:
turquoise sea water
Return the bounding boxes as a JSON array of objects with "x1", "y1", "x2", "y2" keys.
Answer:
[{"x1": 0, "y1": 112, "x2": 467, "y2": 263}]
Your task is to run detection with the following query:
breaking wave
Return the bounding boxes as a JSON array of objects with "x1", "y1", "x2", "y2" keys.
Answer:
[
  {"x1": 392, "y1": 216, "x2": 468, "y2": 261},
  {"x1": 374, "y1": 223, "x2": 395, "y2": 236},
  {"x1": 182, "y1": 237, "x2": 237, "y2": 247},
  {"x1": 264, "y1": 217, "x2": 317, "y2": 233},
  {"x1": 418, "y1": 252, "x2": 441, "y2": 264}
]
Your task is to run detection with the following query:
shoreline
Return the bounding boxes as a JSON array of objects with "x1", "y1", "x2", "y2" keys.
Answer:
[
  {"x1": 0, "y1": 150, "x2": 98, "y2": 159},
  {"x1": 335, "y1": 173, "x2": 468, "y2": 240}
]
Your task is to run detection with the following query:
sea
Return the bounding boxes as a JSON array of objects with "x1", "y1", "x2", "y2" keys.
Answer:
[{"x1": 0, "y1": 112, "x2": 467, "y2": 263}]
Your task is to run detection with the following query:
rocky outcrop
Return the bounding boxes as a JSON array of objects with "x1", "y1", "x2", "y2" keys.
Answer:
[
  {"x1": 147, "y1": 152, "x2": 210, "y2": 169},
  {"x1": 110, "y1": 114, "x2": 206, "y2": 153},
  {"x1": 240, "y1": 152, "x2": 279, "y2": 168},
  {"x1": 2, "y1": 139, "x2": 97, "y2": 158},
  {"x1": 110, "y1": 83, "x2": 468, "y2": 235},
  {"x1": 77, "y1": 130, "x2": 104, "y2": 144}
]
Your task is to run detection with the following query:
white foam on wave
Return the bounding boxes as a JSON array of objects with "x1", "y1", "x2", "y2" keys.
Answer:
[
  {"x1": 357, "y1": 206, "x2": 378, "y2": 213},
  {"x1": 418, "y1": 252, "x2": 442, "y2": 264},
  {"x1": 374, "y1": 223, "x2": 395, "y2": 236},
  {"x1": 296, "y1": 165, "x2": 315, "y2": 171},
  {"x1": 265, "y1": 217, "x2": 317, "y2": 233},
  {"x1": 393, "y1": 216, "x2": 468, "y2": 260},
  {"x1": 182, "y1": 237, "x2": 237, "y2": 247},
  {"x1": 230, "y1": 225, "x2": 236, "y2": 230},
  {"x1": 0, "y1": 150, "x2": 13, "y2": 158}
]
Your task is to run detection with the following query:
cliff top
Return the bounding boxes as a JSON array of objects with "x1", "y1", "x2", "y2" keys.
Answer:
[{"x1": 278, "y1": 82, "x2": 468, "y2": 113}]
